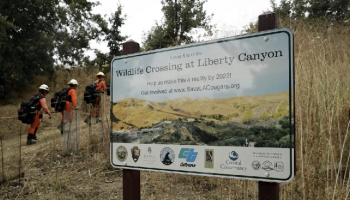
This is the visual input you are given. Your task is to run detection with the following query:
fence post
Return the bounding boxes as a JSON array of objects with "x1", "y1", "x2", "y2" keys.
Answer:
[
  {"x1": 19, "y1": 126, "x2": 22, "y2": 185},
  {"x1": 258, "y1": 12, "x2": 280, "y2": 200},
  {"x1": 1, "y1": 136, "x2": 4, "y2": 183},
  {"x1": 122, "y1": 40, "x2": 141, "y2": 200}
]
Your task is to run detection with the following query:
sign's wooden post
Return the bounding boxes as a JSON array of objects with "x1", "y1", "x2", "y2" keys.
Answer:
[
  {"x1": 258, "y1": 12, "x2": 280, "y2": 200},
  {"x1": 122, "y1": 40, "x2": 141, "y2": 200}
]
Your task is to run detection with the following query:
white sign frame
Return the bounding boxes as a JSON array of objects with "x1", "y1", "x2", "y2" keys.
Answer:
[{"x1": 110, "y1": 28, "x2": 295, "y2": 183}]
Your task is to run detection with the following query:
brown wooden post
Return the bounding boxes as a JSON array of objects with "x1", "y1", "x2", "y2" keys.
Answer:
[
  {"x1": 122, "y1": 40, "x2": 141, "y2": 200},
  {"x1": 1, "y1": 136, "x2": 4, "y2": 183},
  {"x1": 258, "y1": 12, "x2": 280, "y2": 200},
  {"x1": 19, "y1": 126, "x2": 22, "y2": 185},
  {"x1": 123, "y1": 40, "x2": 140, "y2": 55}
]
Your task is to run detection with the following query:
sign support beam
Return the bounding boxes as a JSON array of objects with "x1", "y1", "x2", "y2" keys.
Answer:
[
  {"x1": 258, "y1": 11, "x2": 280, "y2": 200},
  {"x1": 122, "y1": 40, "x2": 141, "y2": 200}
]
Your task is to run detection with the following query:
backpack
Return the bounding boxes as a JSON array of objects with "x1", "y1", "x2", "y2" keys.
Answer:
[
  {"x1": 50, "y1": 88, "x2": 72, "y2": 112},
  {"x1": 106, "y1": 84, "x2": 110, "y2": 96},
  {"x1": 18, "y1": 94, "x2": 43, "y2": 124},
  {"x1": 84, "y1": 80, "x2": 101, "y2": 104}
]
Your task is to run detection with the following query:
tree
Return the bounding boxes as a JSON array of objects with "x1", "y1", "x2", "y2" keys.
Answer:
[
  {"x1": 92, "y1": 5, "x2": 127, "y2": 73},
  {"x1": 142, "y1": 0, "x2": 214, "y2": 51},
  {"x1": 242, "y1": 108, "x2": 253, "y2": 124},
  {"x1": 260, "y1": 113, "x2": 269, "y2": 121},
  {"x1": 0, "y1": 14, "x2": 14, "y2": 97},
  {"x1": 0, "y1": 0, "x2": 108, "y2": 102},
  {"x1": 242, "y1": 21, "x2": 258, "y2": 34},
  {"x1": 271, "y1": 0, "x2": 350, "y2": 21},
  {"x1": 0, "y1": 15, "x2": 14, "y2": 58}
]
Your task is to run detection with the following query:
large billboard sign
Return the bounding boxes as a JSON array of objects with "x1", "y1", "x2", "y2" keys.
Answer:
[{"x1": 110, "y1": 28, "x2": 294, "y2": 182}]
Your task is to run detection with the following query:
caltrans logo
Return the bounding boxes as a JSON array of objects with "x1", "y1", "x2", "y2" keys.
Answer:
[{"x1": 178, "y1": 148, "x2": 198, "y2": 167}]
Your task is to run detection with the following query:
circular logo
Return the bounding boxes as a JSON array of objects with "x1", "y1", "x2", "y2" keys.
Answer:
[
  {"x1": 116, "y1": 146, "x2": 128, "y2": 162},
  {"x1": 262, "y1": 161, "x2": 273, "y2": 171},
  {"x1": 252, "y1": 160, "x2": 261, "y2": 170},
  {"x1": 160, "y1": 147, "x2": 175, "y2": 165},
  {"x1": 229, "y1": 151, "x2": 239, "y2": 161}
]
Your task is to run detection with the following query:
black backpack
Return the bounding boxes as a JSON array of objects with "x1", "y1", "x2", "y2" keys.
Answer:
[
  {"x1": 107, "y1": 84, "x2": 110, "y2": 96},
  {"x1": 51, "y1": 88, "x2": 72, "y2": 112},
  {"x1": 18, "y1": 94, "x2": 43, "y2": 124},
  {"x1": 84, "y1": 80, "x2": 101, "y2": 104}
]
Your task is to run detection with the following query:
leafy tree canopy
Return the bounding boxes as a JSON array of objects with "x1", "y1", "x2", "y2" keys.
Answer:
[
  {"x1": 88, "y1": 5, "x2": 127, "y2": 74},
  {"x1": 142, "y1": 0, "x2": 215, "y2": 51},
  {"x1": 0, "y1": 0, "x2": 125, "y2": 102},
  {"x1": 271, "y1": 0, "x2": 350, "y2": 21}
]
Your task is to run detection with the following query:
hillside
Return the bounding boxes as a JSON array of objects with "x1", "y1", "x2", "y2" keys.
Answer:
[
  {"x1": 112, "y1": 90, "x2": 290, "y2": 130},
  {"x1": 111, "y1": 116, "x2": 292, "y2": 148}
]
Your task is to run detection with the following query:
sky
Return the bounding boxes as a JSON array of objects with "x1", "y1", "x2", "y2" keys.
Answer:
[{"x1": 87, "y1": 0, "x2": 280, "y2": 58}]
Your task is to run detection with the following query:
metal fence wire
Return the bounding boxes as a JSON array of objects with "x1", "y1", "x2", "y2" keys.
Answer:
[
  {"x1": 62, "y1": 110, "x2": 80, "y2": 154},
  {"x1": 0, "y1": 119, "x2": 23, "y2": 185},
  {"x1": 0, "y1": 91, "x2": 110, "y2": 187}
]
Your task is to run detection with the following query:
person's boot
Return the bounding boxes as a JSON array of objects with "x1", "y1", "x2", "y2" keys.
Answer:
[
  {"x1": 61, "y1": 122, "x2": 66, "y2": 135},
  {"x1": 96, "y1": 117, "x2": 102, "y2": 123},
  {"x1": 57, "y1": 123, "x2": 62, "y2": 130},
  {"x1": 33, "y1": 128, "x2": 38, "y2": 140},
  {"x1": 27, "y1": 134, "x2": 37, "y2": 145},
  {"x1": 84, "y1": 116, "x2": 91, "y2": 125}
]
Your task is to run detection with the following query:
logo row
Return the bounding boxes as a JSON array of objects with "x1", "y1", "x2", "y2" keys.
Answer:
[
  {"x1": 116, "y1": 146, "x2": 284, "y2": 172},
  {"x1": 116, "y1": 146, "x2": 213, "y2": 168}
]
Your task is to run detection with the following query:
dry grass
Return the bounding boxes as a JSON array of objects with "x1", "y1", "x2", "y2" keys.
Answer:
[
  {"x1": 286, "y1": 19, "x2": 350, "y2": 200},
  {"x1": 0, "y1": 19, "x2": 349, "y2": 199}
]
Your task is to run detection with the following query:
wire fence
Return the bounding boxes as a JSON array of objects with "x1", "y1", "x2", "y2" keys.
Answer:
[
  {"x1": 0, "y1": 92, "x2": 110, "y2": 187},
  {"x1": 0, "y1": 119, "x2": 23, "y2": 185},
  {"x1": 62, "y1": 110, "x2": 81, "y2": 154}
]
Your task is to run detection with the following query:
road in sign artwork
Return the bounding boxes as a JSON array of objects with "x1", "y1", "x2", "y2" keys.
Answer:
[{"x1": 111, "y1": 28, "x2": 294, "y2": 182}]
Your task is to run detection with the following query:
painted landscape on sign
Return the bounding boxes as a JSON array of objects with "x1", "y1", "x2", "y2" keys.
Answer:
[{"x1": 111, "y1": 90, "x2": 293, "y2": 148}]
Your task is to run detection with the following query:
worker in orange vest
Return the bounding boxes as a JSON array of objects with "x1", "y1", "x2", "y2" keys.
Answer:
[
  {"x1": 58, "y1": 79, "x2": 79, "y2": 134},
  {"x1": 27, "y1": 84, "x2": 51, "y2": 145},
  {"x1": 84, "y1": 72, "x2": 107, "y2": 124}
]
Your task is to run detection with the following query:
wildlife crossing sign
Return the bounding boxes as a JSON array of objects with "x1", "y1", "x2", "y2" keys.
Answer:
[{"x1": 110, "y1": 28, "x2": 295, "y2": 183}]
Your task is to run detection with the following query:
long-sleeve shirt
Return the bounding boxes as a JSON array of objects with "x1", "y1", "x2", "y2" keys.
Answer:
[
  {"x1": 38, "y1": 98, "x2": 50, "y2": 114},
  {"x1": 68, "y1": 88, "x2": 77, "y2": 107},
  {"x1": 95, "y1": 79, "x2": 107, "y2": 92}
]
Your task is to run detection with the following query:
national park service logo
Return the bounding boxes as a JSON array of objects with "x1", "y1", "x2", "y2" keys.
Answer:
[
  {"x1": 160, "y1": 147, "x2": 175, "y2": 165},
  {"x1": 131, "y1": 146, "x2": 140, "y2": 163},
  {"x1": 116, "y1": 146, "x2": 127, "y2": 162}
]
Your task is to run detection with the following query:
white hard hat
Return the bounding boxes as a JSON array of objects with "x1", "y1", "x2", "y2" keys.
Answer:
[
  {"x1": 96, "y1": 72, "x2": 105, "y2": 77},
  {"x1": 69, "y1": 79, "x2": 79, "y2": 85},
  {"x1": 39, "y1": 84, "x2": 49, "y2": 92}
]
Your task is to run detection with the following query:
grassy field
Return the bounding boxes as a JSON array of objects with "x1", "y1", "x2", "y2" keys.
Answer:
[{"x1": 0, "y1": 19, "x2": 349, "y2": 199}]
